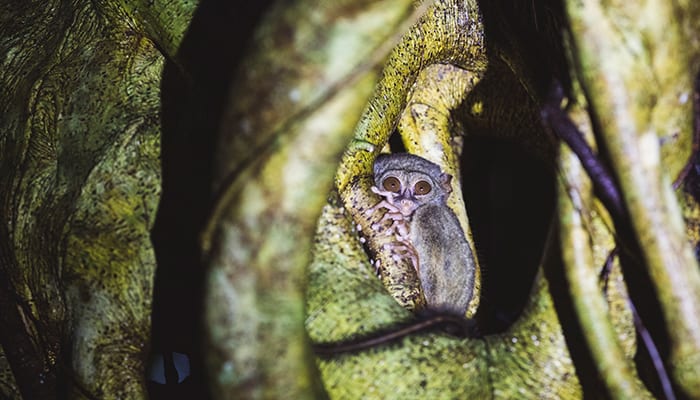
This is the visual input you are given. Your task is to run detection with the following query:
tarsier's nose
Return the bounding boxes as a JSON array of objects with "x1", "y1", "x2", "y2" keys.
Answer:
[{"x1": 399, "y1": 198, "x2": 415, "y2": 216}]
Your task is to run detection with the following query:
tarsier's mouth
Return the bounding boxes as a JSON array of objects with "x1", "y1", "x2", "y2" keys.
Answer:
[{"x1": 397, "y1": 199, "x2": 417, "y2": 216}]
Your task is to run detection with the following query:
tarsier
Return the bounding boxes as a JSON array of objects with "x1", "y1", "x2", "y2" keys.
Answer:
[{"x1": 366, "y1": 153, "x2": 476, "y2": 316}]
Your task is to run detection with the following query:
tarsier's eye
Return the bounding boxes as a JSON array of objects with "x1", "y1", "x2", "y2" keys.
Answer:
[
  {"x1": 382, "y1": 176, "x2": 401, "y2": 192},
  {"x1": 414, "y1": 180, "x2": 432, "y2": 195}
]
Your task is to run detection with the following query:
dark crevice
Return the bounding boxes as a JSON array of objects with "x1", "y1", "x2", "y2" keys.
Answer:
[
  {"x1": 460, "y1": 137, "x2": 555, "y2": 334},
  {"x1": 388, "y1": 129, "x2": 407, "y2": 153}
]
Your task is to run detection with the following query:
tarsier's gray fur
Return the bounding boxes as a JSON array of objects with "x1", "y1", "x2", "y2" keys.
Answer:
[{"x1": 371, "y1": 153, "x2": 476, "y2": 315}]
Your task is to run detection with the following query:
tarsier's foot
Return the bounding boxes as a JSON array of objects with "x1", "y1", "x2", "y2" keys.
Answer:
[{"x1": 384, "y1": 240, "x2": 420, "y2": 273}]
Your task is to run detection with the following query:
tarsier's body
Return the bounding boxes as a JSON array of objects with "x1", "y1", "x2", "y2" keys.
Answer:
[{"x1": 368, "y1": 153, "x2": 476, "y2": 315}]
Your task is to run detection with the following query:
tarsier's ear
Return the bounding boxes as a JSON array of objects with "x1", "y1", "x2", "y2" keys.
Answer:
[{"x1": 439, "y1": 172, "x2": 453, "y2": 193}]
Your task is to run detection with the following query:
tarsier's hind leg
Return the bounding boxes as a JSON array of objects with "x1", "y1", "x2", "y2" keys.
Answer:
[{"x1": 385, "y1": 241, "x2": 420, "y2": 273}]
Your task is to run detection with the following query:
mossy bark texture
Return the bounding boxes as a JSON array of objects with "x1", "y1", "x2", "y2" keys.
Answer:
[{"x1": 2, "y1": 0, "x2": 700, "y2": 399}]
